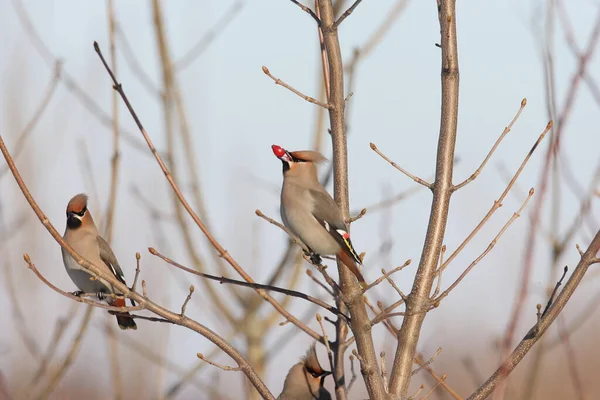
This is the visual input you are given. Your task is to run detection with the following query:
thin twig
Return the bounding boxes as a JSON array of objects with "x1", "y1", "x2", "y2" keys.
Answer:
[
  {"x1": 150, "y1": 247, "x2": 348, "y2": 320},
  {"x1": 416, "y1": 353, "x2": 464, "y2": 400},
  {"x1": 255, "y1": 209, "x2": 310, "y2": 253},
  {"x1": 370, "y1": 142, "x2": 433, "y2": 189},
  {"x1": 103, "y1": 0, "x2": 121, "y2": 246},
  {"x1": 348, "y1": 208, "x2": 367, "y2": 223},
  {"x1": 468, "y1": 230, "x2": 600, "y2": 399},
  {"x1": 94, "y1": 41, "x2": 320, "y2": 343},
  {"x1": 197, "y1": 353, "x2": 241, "y2": 372},
  {"x1": 23, "y1": 254, "x2": 143, "y2": 312},
  {"x1": 333, "y1": 0, "x2": 363, "y2": 29},
  {"x1": 0, "y1": 123, "x2": 275, "y2": 398},
  {"x1": 262, "y1": 66, "x2": 330, "y2": 109},
  {"x1": 289, "y1": 0, "x2": 321, "y2": 24},
  {"x1": 371, "y1": 312, "x2": 405, "y2": 325},
  {"x1": 364, "y1": 297, "x2": 396, "y2": 333},
  {"x1": 314, "y1": 0, "x2": 330, "y2": 102},
  {"x1": 180, "y1": 285, "x2": 195, "y2": 317},
  {"x1": 370, "y1": 298, "x2": 406, "y2": 327},
  {"x1": 434, "y1": 188, "x2": 535, "y2": 304},
  {"x1": 408, "y1": 385, "x2": 425, "y2": 400},
  {"x1": 364, "y1": 260, "x2": 412, "y2": 291},
  {"x1": 420, "y1": 374, "x2": 447, "y2": 400},
  {"x1": 306, "y1": 270, "x2": 335, "y2": 296},
  {"x1": 347, "y1": 354, "x2": 358, "y2": 392},
  {"x1": 316, "y1": 314, "x2": 335, "y2": 374},
  {"x1": 10, "y1": 0, "x2": 155, "y2": 156},
  {"x1": 440, "y1": 122, "x2": 552, "y2": 273},
  {"x1": 132, "y1": 252, "x2": 142, "y2": 293},
  {"x1": 385, "y1": 273, "x2": 407, "y2": 301},
  {"x1": 412, "y1": 348, "x2": 442, "y2": 376},
  {"x1": 453, "y1": 98, "x2": 527, "y2": 191}
]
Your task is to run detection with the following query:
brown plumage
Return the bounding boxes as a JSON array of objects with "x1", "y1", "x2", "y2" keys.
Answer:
[
  {"x1": 62, "y1": 193, "x2": 137, "y2": 330},
  {"x1": 272, "y1": 145, "x2": 367, "y2": 287}
]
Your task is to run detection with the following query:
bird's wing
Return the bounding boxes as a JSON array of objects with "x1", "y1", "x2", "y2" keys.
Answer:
[
  {"x1": 97, "y1": 236, "x2": 127, "y2": 285},
  {"x1": 309, "y1": 188, "x2": 362, "y2": 265}
]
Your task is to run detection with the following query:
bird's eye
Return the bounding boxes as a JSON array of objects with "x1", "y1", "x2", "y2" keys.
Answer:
[
  {"x1": 74, "y1": 206, "x2": 87, "y2": 217},
  {"x1": 310, "y1": 371, "x2": 321, "y2": 378}
]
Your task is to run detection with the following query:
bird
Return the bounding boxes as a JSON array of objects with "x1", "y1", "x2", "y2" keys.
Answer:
[
  {"x1": 62, "y1": 193, "x2": 137, "y2": 330},
  {"x1": 278, "y1": 343, "x2": 332, "y2": 400},
  {"x1": 272, "y1": 144, "x2": 367, "y2": 287}
]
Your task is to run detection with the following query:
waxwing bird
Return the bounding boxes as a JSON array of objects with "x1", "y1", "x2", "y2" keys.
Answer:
[
  {"x1": 62, "y1": 193, "x2": 137, "y2": 330},
  {"x1": 272, "y1": 144, "x2": 367, "y2": 286},
  {"x1": 278, "y1": 343, "x2": 332, "y2": 400}
]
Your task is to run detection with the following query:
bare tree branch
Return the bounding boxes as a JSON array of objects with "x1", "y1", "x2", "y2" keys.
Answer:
[
  {"x1": 468, "y1": 229, "x2": 600, "y2": 399},
  {"x1": 0, "y1": 131, "x2": 275, "y2": 400},
  {"x1": 149, "y1": 247, "x2": 349, "y2": 320},
  {"x1": 262, "y1": 66, "x2": 330, "y2": 108},
  {"x1": 388, "y1": 1, "x2": 459, "y2": 396},
  {"x1": 333, "y1": 0, "x2": 363, "y2": 29},
  {"x1": 316, "y1": 1, "x2": 387, "y2": 398},
  {"x1": 453, "y1": 98, "x2": 527, "y2": 191},
  {"x1": 370, "y1": 142, "x2": 433, "y2": 189}
]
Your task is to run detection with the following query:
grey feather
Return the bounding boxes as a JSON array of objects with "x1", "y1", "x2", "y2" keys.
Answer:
[
  {"x1": 308, "y1": 189, "x2": 346, "y2": 230},
  {"x1": 97, "y1": 236, "x2": 126, "y2": 285}
]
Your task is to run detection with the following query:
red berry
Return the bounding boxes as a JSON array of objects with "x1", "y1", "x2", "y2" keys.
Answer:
[{"x1": 272, "y1": 144, "x2": 286, "y2": 158}]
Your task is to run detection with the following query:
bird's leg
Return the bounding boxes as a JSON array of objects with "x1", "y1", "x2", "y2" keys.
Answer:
[{"x1": 71, "y1": 290, "x2": 84, "y2": 297}]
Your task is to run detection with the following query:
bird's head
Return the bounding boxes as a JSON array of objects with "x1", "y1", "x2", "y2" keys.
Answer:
[
  {"x1": 65, "y1": 193, "x2": 91, "y2": 230},
  {"x1": 271, "y1": 144, "x2": 327, "y2": 175}
]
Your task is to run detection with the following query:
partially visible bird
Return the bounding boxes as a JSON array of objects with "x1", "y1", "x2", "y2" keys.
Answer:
[
  {"x1": 278, "y1": 343, "x2": 332, "y2": 400},
  {"x1": 62, "y1": 193, "x2": 137, "y2": 330},
  {"x1": 272, "y1": 144, "x2": 367, "y2": 286}
]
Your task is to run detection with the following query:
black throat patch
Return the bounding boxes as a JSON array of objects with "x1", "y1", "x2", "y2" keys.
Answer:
[{"x1": 67, "y1": 215, "x2": 82, "y2": 229}]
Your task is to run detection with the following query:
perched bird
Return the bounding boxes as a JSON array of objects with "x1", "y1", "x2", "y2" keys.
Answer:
[
  {"x1": 278, "y1": 343, "x2": 332, "y2": 400},
  {"x1": 272, "y1": 144, "x2": 367, "y2": 286},
  {"x1": 62, "y1": 193, "x2": 137, "y2": 330}
]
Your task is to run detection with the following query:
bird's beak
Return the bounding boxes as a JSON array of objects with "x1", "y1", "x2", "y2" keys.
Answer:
[{"x1": 322, "y1": 370, "x2": 332, "y2": 377}]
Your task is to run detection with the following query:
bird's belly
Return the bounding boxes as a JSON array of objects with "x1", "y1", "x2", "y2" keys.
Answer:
[
  {"x1": 62, "y1": 251, "x2": 112, "y2": 294},
  {"x1": 284, "y1": 213, "x2": 340, "y2": 256}
]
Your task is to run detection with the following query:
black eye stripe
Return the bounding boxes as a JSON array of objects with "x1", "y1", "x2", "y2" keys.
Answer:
[{"x1": 73, "y1": 206, "x2": 87, "y2": 217}]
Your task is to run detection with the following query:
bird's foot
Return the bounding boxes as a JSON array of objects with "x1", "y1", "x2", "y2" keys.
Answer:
[
  {"x1": 71, "y1": 290, "x2": 84, "y2": 297},
  {"x1": 307, "y1": 252, "x2": 322, "y2": 265},
  {"x1": 96, "y1": 292, "x2": 107, "y2": 301}
]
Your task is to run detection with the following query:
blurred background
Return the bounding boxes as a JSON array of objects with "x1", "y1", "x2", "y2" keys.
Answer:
[{"x1": 0, "y1": 0, "x2": 599, "y2": 399}]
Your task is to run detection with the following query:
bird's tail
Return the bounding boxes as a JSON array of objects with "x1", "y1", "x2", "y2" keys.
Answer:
[
  {"x1": 337, "y1": 251, "x2": 368, "y2": 289},
  {"x1": 111, "y1": 297, "x2": 138, "y2": 330},
  {"x1": 116, "y1": 314, "x2": 137, "y2": 330}
]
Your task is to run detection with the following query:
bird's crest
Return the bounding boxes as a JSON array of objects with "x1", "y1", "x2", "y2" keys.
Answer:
[
  {"x1": 289, "y1": 150, "x2": 328, "y2": 164},
  {"x1": 303, "y1": 344, "x2": 328, "y2": 376},
  {"x1": 66, "y1": 193, "x2": 89, "y2": 214}
]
